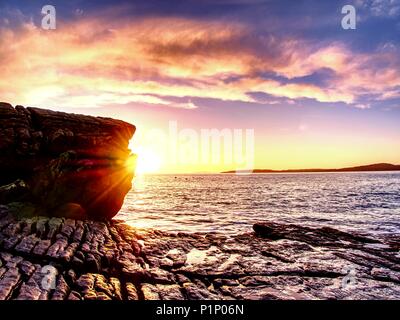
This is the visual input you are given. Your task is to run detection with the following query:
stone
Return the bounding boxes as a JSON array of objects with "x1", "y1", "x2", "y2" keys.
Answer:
[
  {"x1": 0, "y1": 103, "x2": 136, "y2": 220},
  {"x1": 67, "y1": 290, "x2": 82, "y2": 300},
  {"x1": 15, "y1": 234, "x2": 40, "y2": 254},
  {"x1": 0, "y1": 209, "x2": 399, "y2": 300},
  {"x1": 33, "y1": 239, "x2": 51, "y2": 256},
  {"x1": 18, "y1": 260, "x2": 36, "y2": 278},
  {"x1": 110, "y1": 277, "x2": 123, "y2": 300},
  {"x1": 46, "y1": 237, "x2": 68, "y2": 259},
  {"x1": 0, "y1": 179, "x2": 30, "y2": 203},
  {"x1": 156, "y1": 284, "x2": 185, "y2": 300},
  {"x1": 183, "y1": 282, "x2": 221, "y2": 300},
  {"x1": 141, "y1": 283, "x2": 160, "y2": 300},
  {"x1": 125, "y1": 282, "x2": 139, "y2": 300},
  {"x1": 0, "y1": 267, "x2": 21, "y2": 300},
  {"x1": 76, "y1": 273, "x2": 95, "y2": 294}
]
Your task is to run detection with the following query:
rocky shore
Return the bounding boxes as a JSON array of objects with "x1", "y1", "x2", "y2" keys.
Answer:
[
  {"x1": 1, "y1": 102, "x2": 399, "y2": 300},
  {"x1": 0, "y1": 206, "x2": 399, "y2": 300}
]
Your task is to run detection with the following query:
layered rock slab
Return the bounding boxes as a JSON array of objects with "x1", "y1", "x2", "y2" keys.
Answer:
[
  {"x1": 0, "y1": 208, "x2": 399, "y2": 300},
  {"x1": 0, "y1": 102, "x2": 136, "y2": 220}
]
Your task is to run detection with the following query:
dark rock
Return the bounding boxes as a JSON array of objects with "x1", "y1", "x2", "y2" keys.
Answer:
[
  {"x1": 0, "y1": 179, "x2": 30, "y2": 203},
  {"x1": 67, "y1": 290, "x2": 82, "y2": 300},
  {"x1": 18, "y1": 260, "x2": 36, "y2": 278},
  {"x1": 15, "y1": 234, "x2": 40, "y2": 254},
  {"x1": 52, "y1": 275, "x2": 70, "y2": 300},
  {"x1": 0, "y1": 267, "x2": 21, "y2": 300},
  {"x1": 253, "y1": 222, "x2": 379, "y2": 246},
  {"x1": 0, "y1": 103, "x2": 136, "y2": 220},
  {"x1": 183, "y1": 282, "x2": 221, "y2": 300},
  {"x1": 86, "y1": 253, "x2": 102, "y2": 273},
  {"x1": 0, "y1": 212, "x2": 399, "y2": 300},
  {"x1": 156, "y1": 284, "x2": 185, "y2": 300},
  {"x1": 33, "y1": 239, "x2": 51, "y2": 256}
]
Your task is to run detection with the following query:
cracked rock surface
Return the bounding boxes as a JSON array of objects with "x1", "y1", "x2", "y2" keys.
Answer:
[{"x1": 0, "y1": 207, "x2": 399, "y2": 300}]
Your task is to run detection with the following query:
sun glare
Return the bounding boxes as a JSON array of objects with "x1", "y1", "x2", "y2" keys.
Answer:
[{"x1": 133, "y1": 147, "x2": 163, "y2": 175}]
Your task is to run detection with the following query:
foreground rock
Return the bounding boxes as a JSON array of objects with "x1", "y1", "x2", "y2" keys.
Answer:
[
  {"x1": 0, "y1": 102, "x2": 136, "y2": 220},
  {"x1": 0, "y1": 207, "x2": 399, "y2": 300}
]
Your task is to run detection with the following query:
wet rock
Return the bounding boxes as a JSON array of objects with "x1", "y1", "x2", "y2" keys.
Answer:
[
  {"x1": 0, "y1": 267, "x2": 21, "y2": 300},
  {"x1": 370, "y1": 268, "x2": 400, "y2": 283},
  {"x1": 86, "y1": 253, "x2": 102, "y2": 273},
  {"x1": 3, "y1": 235, "x2": 21, "y2": 250},
  {"x1": 46, "y1": 237, "x2": 68, "y2": 259},
  {"x1": 16, "y1": 283, "x2": 43, "y2": 300},
  {"x1": 76, "y1": 273, "x2": 95, "y2": 294},
  {"x1": 75, "y1": 273, "x2": 120, "y2": 300},
  {"x1": 125, "y1": 282, "x2": 139, "y2": 300},
  {"x1": 65, "y1": 269, "x2": 77, "y2": 284},
  {"x1": 51, "y1": 275, "x2": 70, "y2": 300},
  {"x1": 59, "y1": 242, "x2": 80, "y2": 263},
  {"x1": 253, "y1": 222, "x2": 378, "y2": 246},
  {"x1": 183, "y1": 282, "x2": 221, "y2": 300},
  {"x1": 33, "y1": 239, "x2": 51, "y2": 256},
  {"x1": 148, "y1": 267, "x2": 175, "y2": 284},
  {"x1": 15, "y1": 235, "x2": 39, "y2": 254},
  {"x1": 110, "y1": 277, "x2": 123, "y2": 300},
  {"x1": 0, "y1": 213, "x2": 399, "y2": 300},
  {"x1": 18, "y1": 260, "x2": 36, "y2": 278},
  {"x1": 166, "y1": 249, "x2": 187, "y2": 267},
  {"x1": 141, "y1": 283, "x2": 160, "y2": 300},
  {"x1": 118, "y1": 251, "x2": 146, "y2": 282},
  {"x1": 15, "y1": 264, "x2": 58, "y2": 300},
  {"x1": 67, "y1": 290, "x2": 82, "y2": 300},
  {"x1": 156, "y1": 284, "x2": 185, "y2": 300}
]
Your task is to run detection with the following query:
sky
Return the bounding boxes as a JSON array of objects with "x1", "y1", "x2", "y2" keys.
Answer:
[{"x1": 0, "y1": 0, "x2": 399, "y2": 173}]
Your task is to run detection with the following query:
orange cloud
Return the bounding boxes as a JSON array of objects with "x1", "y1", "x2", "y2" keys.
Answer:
[{"x1": 0, "y1": 16, "x2": 399, "y2": 109}]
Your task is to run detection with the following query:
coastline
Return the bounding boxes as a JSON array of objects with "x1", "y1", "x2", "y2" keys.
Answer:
[
  {"x1": 1, "y1": 104, "x2": 399, "y2": 300},
  {"x1": 222, "y1": 163, "x2": 400, "y2": 174},
  {"x1": 1, "y1": 207, "x2": 399, "y2": 300}
]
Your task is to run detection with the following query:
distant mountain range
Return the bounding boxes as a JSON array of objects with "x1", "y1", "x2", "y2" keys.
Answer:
[{"x1": 222, "y1": 163, "x2": 400, "y2": 174}]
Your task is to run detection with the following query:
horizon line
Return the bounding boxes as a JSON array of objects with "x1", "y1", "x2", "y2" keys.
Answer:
[{"x1": 137, "y1": 162, "x2": 400, "y2": 175}]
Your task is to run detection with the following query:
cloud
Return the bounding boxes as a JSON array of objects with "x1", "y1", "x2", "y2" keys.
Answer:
[
  {"x1": 0, "y1": 14, "x2": 399, "y2": 110},
  {"x1": 355, "y1": 103, "x2": 371, "y2": 109},
  {"x1": 356, "y1": 0, "x2": 400, "y2": 17}
]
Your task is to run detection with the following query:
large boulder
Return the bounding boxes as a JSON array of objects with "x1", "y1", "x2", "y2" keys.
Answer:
[{"x1": 0, "y1": 102, "x2": 136, "y2": 220}]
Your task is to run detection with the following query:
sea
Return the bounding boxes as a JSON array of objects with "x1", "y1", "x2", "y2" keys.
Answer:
[{"x1": 117, "y1": 172, "x2": 400, "y2": 237}]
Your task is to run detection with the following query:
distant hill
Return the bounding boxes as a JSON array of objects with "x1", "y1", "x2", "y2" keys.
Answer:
[{"x1": 222, "y1": 163, "x2": 400, "y2": 174}]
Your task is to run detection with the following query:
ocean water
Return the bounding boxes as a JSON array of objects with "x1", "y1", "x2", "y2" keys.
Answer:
[{"x1": 117, "y1": 172, "x2": 400, "y2": 236}]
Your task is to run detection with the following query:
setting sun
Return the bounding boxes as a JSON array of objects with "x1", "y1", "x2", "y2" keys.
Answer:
[
  {"x1": 0, "y1": 0, "x2": 400, "y2": 304},
  {"x1": 133, "y1": 147, "x2": 163, "y2": 175}
]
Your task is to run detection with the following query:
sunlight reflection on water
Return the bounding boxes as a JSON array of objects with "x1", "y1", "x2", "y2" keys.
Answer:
[{"x1": 117, "y1": 172, "x2": 400, "y2": 236}]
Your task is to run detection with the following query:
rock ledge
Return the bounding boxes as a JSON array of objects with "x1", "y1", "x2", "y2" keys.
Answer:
[
  {"x1": 0, "y1": 102, "x2": 136, "y2": 220},
  {"x1": 0, "y1": 207, "x2": 399, "y2": 300}
]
